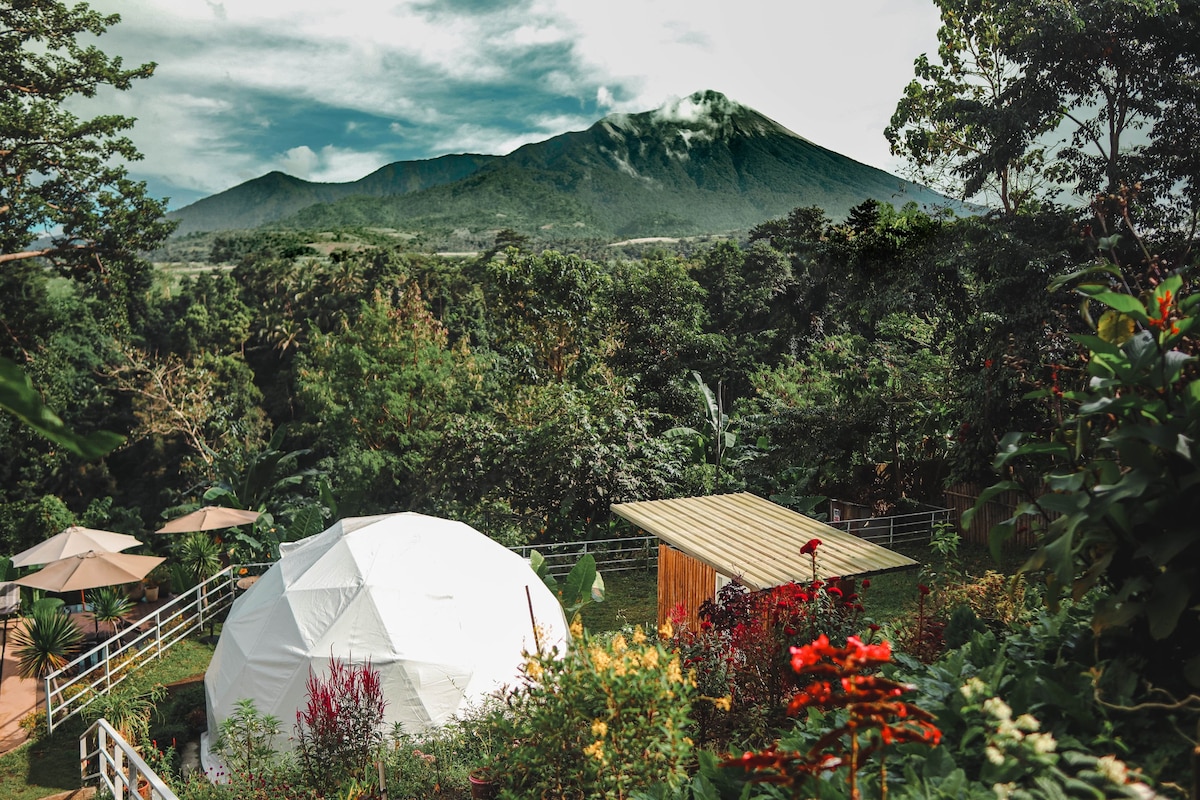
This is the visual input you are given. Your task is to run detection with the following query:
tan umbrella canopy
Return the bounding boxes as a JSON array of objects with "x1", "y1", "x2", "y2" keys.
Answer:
[
  {"x1": 10, "y1": 526, "x2": 143, "y2": 568},
  {"x1": 156, "y1": 506, "x2": 260, "y2": 534},
  {"x1": 14, "y1": 551, "x2": 165, "y2": 593}
]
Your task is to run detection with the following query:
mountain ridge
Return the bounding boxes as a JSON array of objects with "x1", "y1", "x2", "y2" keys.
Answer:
[{"x1": 168, "y1": 91, "x2": 961, "y2": 238}]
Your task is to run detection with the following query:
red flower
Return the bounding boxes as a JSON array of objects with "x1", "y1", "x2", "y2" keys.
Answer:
[
  {"x1": 918, "y1": 584, "x2": 931, "y2": 596},
  {"x1": 861, "y1": 579, "x2": 871, "y2": 588},
  {"x1": 800, "y1": 538, "x2": 821, "y2": 555}
]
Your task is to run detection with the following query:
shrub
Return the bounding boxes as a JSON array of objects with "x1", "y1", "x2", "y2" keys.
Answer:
[
  {"x1": 490, "y1": 626, "x2": 695, "y2": 799},
  {"x1": 670, "y1": 539, "x2": 868, "y2": 746},
  {"x1": 294, "y1": 656, "x2": 386, "y2": 796},
  {"x1": 215, "y1": 698, "x2": 280, "y2": 778},
  {"x1": 728, "y1": 634, "x2": 941, "y2": 799}
]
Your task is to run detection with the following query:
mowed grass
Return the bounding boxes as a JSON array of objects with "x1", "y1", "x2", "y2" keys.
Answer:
[{"x1": 581, "y1": 569, "x2": 659, "y2": 633}]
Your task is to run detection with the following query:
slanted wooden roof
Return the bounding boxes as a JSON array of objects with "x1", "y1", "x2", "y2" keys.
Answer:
[{"x1": 611, "y1": 492, "x2": 918, "y2": 590}]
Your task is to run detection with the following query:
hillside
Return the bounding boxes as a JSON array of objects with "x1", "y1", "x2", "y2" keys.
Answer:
[{"x1": 168, "y1": 91, "x2": 962, "y2": 238}]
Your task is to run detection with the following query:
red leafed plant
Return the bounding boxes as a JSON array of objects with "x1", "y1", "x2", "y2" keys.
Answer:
[
  {"x1": 726, "y1": 634, "x2": 941, "y2": 800},
  {"x1": 294, "y1": 655, "x2": 387, "y2": 796}
]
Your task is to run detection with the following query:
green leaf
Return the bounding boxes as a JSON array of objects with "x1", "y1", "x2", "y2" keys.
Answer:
[
  {"x1": 1088, "y1": 291, "x2": 1150, "y2": 321},
  {"x1": 961, "y1": 480, "x2": 1019, "y2": 532},
  {"x1": 1147, "y1": 571, "x2": 1191, "y2": 640},
  {"x1": 0, "y1": 357, "x2": 124, "y2": 460}
]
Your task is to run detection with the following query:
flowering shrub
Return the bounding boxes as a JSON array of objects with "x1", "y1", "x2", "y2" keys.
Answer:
[
  {"x1": 489, "y1": 625, "x2": 694, "y2": 800},
  {"x1": 294, "y1": 656, "x2": 387, "y2": 796},
  {"x1": 958, "y1": 679, "x2": 1156, "y2": 800},
  {"x1": 671, "y1": 538, "x2": 868, "y2": 745},
  {"x1": 727, "y1": 634, "x2": 940, "y2": 799}
]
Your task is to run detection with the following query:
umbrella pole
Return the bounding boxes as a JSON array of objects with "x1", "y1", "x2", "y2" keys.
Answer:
[{"x1": 0, "y1": 616, "x2": 9, "y2": 700}]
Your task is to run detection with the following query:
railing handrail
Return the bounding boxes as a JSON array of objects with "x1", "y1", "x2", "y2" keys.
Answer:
[
  {"x1": 81, "y1": 717, "x2": 178, "y2": 800},
  {"x1": 44, "y1": 564, "x2": 249, "y2": 732}
]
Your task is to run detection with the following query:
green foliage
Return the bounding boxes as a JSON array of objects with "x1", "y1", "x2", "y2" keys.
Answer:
[
  {"x1": 531, "y1": 551, "x2": 606, "y2": 623},
  {"x1": 489, "y1": 628, "x2": 695, "y2": 800},
  {"x1": 482, "y1": 249, "x2": 611, "y2": 384},
  {"x1": 971, "y1": 265, "x2": 1200, "y2": 691},
  {"x1": 86, "y1": 586, "x2": 134, "y2": 637},
  {"x1": 175, "y1": 532, "x2": 223, "y2": 585},
  {"x1": 0, "y1": 357, "x2": 123, "y2": 459},
  {"x1": 11, "y1": 605, "x2": 82, "y2": 680},
  {"x1": 83, "y1": 683, "x2": 166, "y2": 748},
  {"x1": 214, "y1": 698, "x2": 281, "y2": 778}
]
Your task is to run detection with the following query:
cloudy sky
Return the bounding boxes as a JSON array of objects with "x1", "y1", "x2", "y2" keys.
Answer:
[{"x1": 81, "y1": 0, "x2": 944, "y2": 209}]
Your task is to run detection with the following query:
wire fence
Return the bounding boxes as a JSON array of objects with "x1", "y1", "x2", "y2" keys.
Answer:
[
  {"x1": 827, "y1": 506, "x2": 953, "y2": 548},
  {"x1": 508, "y1": 535, "x2": 659, "y2": 578}
]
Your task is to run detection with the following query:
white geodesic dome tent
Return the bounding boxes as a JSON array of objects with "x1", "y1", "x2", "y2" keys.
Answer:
[{"x1": 202, "y1": 513, "x2": 567, "y2": 765}]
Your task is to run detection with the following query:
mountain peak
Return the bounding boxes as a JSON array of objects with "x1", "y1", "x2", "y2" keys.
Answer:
[
  {"x1": 652, "y1": 90, "x2": 742, "y2": 126},
  {"x1": 599, "y1": 89, "x2": 798, "y2": 146}
]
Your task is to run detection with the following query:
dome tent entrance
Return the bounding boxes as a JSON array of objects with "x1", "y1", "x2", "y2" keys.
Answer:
[{"x1": 203, "y1": 513, "x2": 567, "y2": 761}]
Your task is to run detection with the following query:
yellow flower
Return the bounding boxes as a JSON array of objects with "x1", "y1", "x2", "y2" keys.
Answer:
[
  {"x1": 569, "y1": 616, "x2": 584, "y2": 640},
  {"x1": 641, "y1": 648, "x2": 660, "y2": 669},
  {"x1": 712, "y1": 695, "x2": 732, "y2": 712},
  {"x1": 591, "y1": 719, "x2": 608, "y2": 738},
  {"x1": 614, "y1": 658, "x2": 628, "y2": 677},
  {"x1": 666, "y1": 657, "x2": 683, "y2": 684},
  {"x1": 524, "y1": 659, "x2": 543, "y2": 680},
  {"x1": 659, "y1": 619, "x2": 674, "y2": 639},
  {"x1": 590, "y1": 647, "x2": 612, "y2": 671},
  {"x1": 612, "y1": 634, "x2": 628, "y2": 653},
  {"x1": 583, "y1": 740, "x2": 606, "y2": 762},
  {"x1": 632, "y1": 626, "x2": 647, "y2": 645}
]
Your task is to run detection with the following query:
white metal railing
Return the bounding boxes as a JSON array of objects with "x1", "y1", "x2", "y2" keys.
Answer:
[
  {"x1": 509, "y1": 535, "x2": 659, "y2": 578},
  {"x1": 44, "y1": 565, "x2": 264, "y2": 733},
  {"x1": 828, "y1": 506, "x2": 953, "y2": 547},
  {"x1": 81, "y1": 718, "x2": 178, "y2": 800}
]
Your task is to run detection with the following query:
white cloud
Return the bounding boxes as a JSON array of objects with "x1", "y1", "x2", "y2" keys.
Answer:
[{"x1": 82, "y1": 0, "x2": 944, "y2": 199}]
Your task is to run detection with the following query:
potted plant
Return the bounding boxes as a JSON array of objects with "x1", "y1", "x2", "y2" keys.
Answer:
[
  {"x1": 468, "y1": 765, "x2": 498, "y2": 800},
  {"x1": 141, "y1": 576, "x2": 159, "y2": 603},
  {"x1": 146, "y1": 565, "x2": 172, "y2": 599}
]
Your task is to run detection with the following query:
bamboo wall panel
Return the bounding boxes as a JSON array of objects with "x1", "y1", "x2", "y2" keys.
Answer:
[
  {"x1": 943, "y1": 482, "x2": 1039, "y2": 549},
  {"x1": 658, "y1": 545, "x2": 716, "y2": 632}
]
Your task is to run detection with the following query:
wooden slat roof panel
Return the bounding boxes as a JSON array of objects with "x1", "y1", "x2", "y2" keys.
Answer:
[{"x1": 611, "y1": 492, "x2": 918, "y2": 589}]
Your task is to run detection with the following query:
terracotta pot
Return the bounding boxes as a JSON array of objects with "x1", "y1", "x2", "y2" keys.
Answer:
[{"x1": 468, "y1": 767, "x2": 498, "y2": 800}]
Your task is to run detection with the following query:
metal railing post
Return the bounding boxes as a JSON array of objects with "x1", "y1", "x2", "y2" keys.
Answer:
[{"x1": 45, "y1": 675, "x2": 53, "y2": 733}]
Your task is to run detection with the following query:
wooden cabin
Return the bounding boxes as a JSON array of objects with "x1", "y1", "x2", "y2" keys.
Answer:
[{"x1": 611, "y1": 492, "x2": 919, "y2": 631}]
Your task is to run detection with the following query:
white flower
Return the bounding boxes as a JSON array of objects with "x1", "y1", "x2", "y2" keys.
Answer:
[
  {"x1": 960, "y1": 677, "x2": 987, "y2": 702},
  {"x1": 1095, "y1": 755, "x2": 1128, "y2": 785},
  {"x1": 986, "y1": 745, "x2": 1006, "y2": 765},
  {"x1": 1014, "y1": 713, "x2": 1040, "y2": 732},
  {"x1": 1026, "y1": 732, "x2": 1057, "y2": 755},
  {"x1": 993, "y1": 782, "x2": 1017, "y2": 799},
  {"x1": 983, "y1": 696, "x2": 1013, "y2": 722}
]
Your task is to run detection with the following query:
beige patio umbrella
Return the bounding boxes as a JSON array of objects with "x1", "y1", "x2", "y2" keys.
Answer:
[
  {"x1": 156, "y1": 506, "x2": 260, "y2": 534},
  {"x1": 14, "y1": 551, "x2": 165, "y2": 595},
  {"x1": 10, "y1": 525, "x2": 143, "y2": 568}
]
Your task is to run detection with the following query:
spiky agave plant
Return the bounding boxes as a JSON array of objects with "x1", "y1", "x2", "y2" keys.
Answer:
[
  {"x1": 87, "y1": 586, "x2": 134, "y2": 638},
  {"x1": 12, "y1": 606, "x2": 83, "y2": 680}
]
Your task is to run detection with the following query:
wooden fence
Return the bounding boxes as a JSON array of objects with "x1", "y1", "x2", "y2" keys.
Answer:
[{"x1": 942, "y1": 482, "x2": 1039, "y2": 549}]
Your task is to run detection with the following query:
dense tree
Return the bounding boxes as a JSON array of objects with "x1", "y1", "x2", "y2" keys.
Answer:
[
  {"x1": 607, "y1": 254, "x2": 710, "y2": 418},
  {"x1": 1, "y1": 0, "x2": 171, "y2": 456},
  {"x1": 294, "y1": 286, "x2": 478, "y2": 513},
  {"x1": 482, "y1": 250, "x2": 611, "y2": 384},
  {"x1": 886, "y1": 0, "x2": 1049, "y2": 213},
  {"x1": 889, "y1": 0, "x2": 1200, "y2": 221}
]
